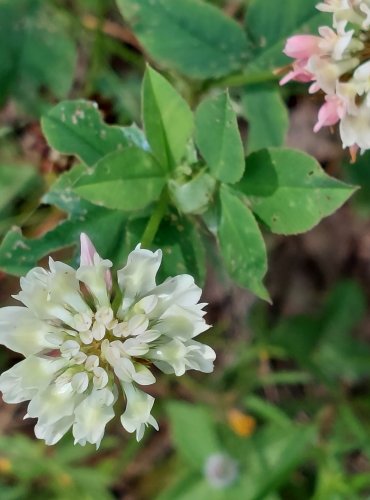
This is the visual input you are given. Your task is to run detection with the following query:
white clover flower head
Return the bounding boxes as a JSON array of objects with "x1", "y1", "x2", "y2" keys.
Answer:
[
  {"x1": 0, "y1": 234, "x2": 215, "y2": 448},
  {"x1": 204, "y1": 453, "x2": 239, "y2": 489},
  {"x1": 281, "y1": 0, "x2": 370, "y2": 155}
]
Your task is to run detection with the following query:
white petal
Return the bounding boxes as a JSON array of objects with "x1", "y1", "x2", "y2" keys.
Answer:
[
  {"x1": 138, "y1": 330, "x2": 161, "y2": 343},
  {"x1": 133, "y1": 295, "x2": 159, "y2": 315},
  {"x1": 120, "y1": 383, "x2": 158, "y2": 441},
  {"x1": 0, "y1": 307, "x2": 61, "y2": 356},
  {"x1": 127, "y1": 315, "x2": 149, "y2": 336},
  {"x1": 55, "y1": 370, "x2": 74, "y2": 394},
  {"x1": 151, "y1": 339, "x2": 216, "y2": 375},
  {"x1": 149, "y1": 275, "x2": 202, "y2": 318},
  {"x1": 112, "y1": 322, "x2": 129, "y2": 338},
  {"x1": 132, "y1": 364, "x2": 156, "y2": 386},
  {"x1": 117, "y1": 246, "x2": 162, "y2": 313},
  {"x1": 113, "y1": 357, "x2": 136, "y2": 382},
  {"x1": 152, "y1": 360, "x2": 173, "y2": 375},
  {"x1": 157, "y1": 304, "x2": 210, "y2": 341},
  {"x1": 27, "y1": 384, "x2": 79, "y2": 426},
  {"x1": 14, "y1": 263, "x2": 89, "y2": 325},
  {"x1": 184, "y1": 340, "x2": 216, "y2": 373},
  {"x1": 71, "y1": 372, "x2": 89, "y2": 393},
  {"x1": 148, "y1": 339, "x2": 187, "y2": 376},
  {"x1": 0, "y1": 356, "x2": 67, "y2": 403},
  {"x1": 95, "y1": 306, "x2": 114, "y2": 326},
  {"x1": 101, "y1": 340, "x2": 120, "y2": 367},
  {"x1": 92, "y1": 321, "x2": 106, "y2": 341},
  {"x1": 121, "y1": 338, "x2": 149, "y2": 357},
  {"x1": 73, "y1": 312, "x2": 92, "y2": 332},
  {"x1": 73, "y1": 351, "x2": 88, "y2": 365},
  {"x1": 93, "y1": 367, "x2": 108, "y2": 389},
  {"x1": 73, "y1": 388, "x2": 115, "y2": 447},
  {"x1": 35, "y1": 415, "x2": 74, "y2": 445},
  {"x1": 60, "y1": 340, "x2": 80, "y2": 359},
  {"x1": 79, "y1": 330, "x2": 93, "y2": 345},
  {"x1": 76, "y1": 257, "x2": 112, "y2": 308},
  {"x1": 85, "y1": 355, "x2": 99, "y2": 371}
]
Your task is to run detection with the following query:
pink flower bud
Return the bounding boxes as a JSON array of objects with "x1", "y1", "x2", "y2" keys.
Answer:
[
  {"x1": 280, "y1": 60, "x2": 314, "y2": 85},
  {"x1": 314, "y1": 95, "x2": 345, "y2": 132},
  {"x1": 284, "y1": 35, "x2": 322, "y2": 59}
]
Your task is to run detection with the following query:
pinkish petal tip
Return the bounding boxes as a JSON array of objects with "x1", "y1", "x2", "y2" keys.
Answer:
[
  {"x1": 80, "y1": 233, "x2": 96, "y2": 266},
  {"x1": 105, "y1": 269, "x2": 113, "y2": 293},
  {"x1": 79, "y1": 233, "x2": 113, "y2": 293}
]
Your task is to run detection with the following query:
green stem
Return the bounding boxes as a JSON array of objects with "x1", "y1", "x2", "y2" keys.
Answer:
[
  {"x1": 209, "y1": 70, "x2": 278, "y2": 89},
  {"x1": 104, "y1": 38, "x2": 144, "y2": 70},
  {"x1": 83, "y1": 1, "x2": 107, "y2": 96},
  {"x1": 140, "y1": 189, "x2": 169, "y2": 248}
]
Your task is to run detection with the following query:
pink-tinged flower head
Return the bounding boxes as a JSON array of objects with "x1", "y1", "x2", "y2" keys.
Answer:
[
  {"x1": 314, "y1": 95, "x2": 346, "y2": 132},
  {"x1": 284, "y1": 35, "x2": 322, "y2": 59},
  {"x1": 279, "y1": 0, "x2": 370, "y2": 154}
]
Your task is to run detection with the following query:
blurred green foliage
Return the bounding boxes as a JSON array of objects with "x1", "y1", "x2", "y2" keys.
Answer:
[{"x1": 0, "y1": 435, "x2": 116, "y2": 499}]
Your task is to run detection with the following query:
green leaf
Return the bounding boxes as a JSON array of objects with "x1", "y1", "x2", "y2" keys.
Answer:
[
  {"x1": 245, "y1": 0, "x2": 327, "y2": 71},
  {"x1": 156, "y1": 215, "x2": 206, "y2": 285},
  {"x1": 271, "y1": 281, "x2": 370, "y2": 384},
  {"x1": 244, "y1": 395, "x2": 291, "y2": 427},
  {"x1": 0, "y1": 0, "x2": 76, "y2": 111},
  {"x1": 142, "y1": 66, "x2": 193, "y2": 169},
  {"x1": 41, "y1": 100, "x2": 133, "y2": 166},
  {"x1": 195, "y1": 91, "x2": 245, "y2": 184},
  {"x1": 94, "y1": 71, "x2": 142, "y2": 125},
  {"x1": 0, "y1": 212, "x2": 127, "y2": 277},
  {"x1": 167, "y1": 401, "x2": 220, "y2": 468},
  {"x1": 248, "y1": 424, "x2": 316, "y2": 499},
  {"x1": 42, "y1": 164, "x2": 92, "y2": 216},
  {"x1": 256, "y1": 370, "x2": 312, "y2": 387},
  {"x1": 124, "y1": 214, "x2": 206, "y2": 285},
  {"x1": 237, "y1": 148, "x2": 356, "y2": 235},
  {"x1": 159, "y1": 477, "x2": 218, "y2": 500},
  {"x1": 219, "y1": 185, "x2": 269, "y2": 300},
  {"x1": 74, "y1": 148, "x2": 166, "y2": 211},
  {"x1": 0, "y1": 165, "x2": 128, "y2": 276},
  {"x1": 117, "y1": 0, "x2": 250, "y2": 79},
  {"x1": 343, "y1": 150, "x2": 370, "y2": 216},
  {"x1": 0, "y1": 213, "x2": 128, "y2": 278},
  {"x1": 157, "y1": 473, "x2": 205, "y2": 500},
  {"x1": 320, "y1": 281, "x2": 366, "y2": 340},
  {"x1": 314, "y1": 281, "x2": 370, "y2": 382},
  {"x1": 0, "y1": 164, "x2": 40, "y2": 219},
  {"x1": 242, "y1": 86, "x2": 289, "y2": 153},
  {"x1": 272, "y1": 316, "x2": 323, "y2": 365},
  {"x1": 168, "y1": 170, "x2": 217, "y2": 214}
]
